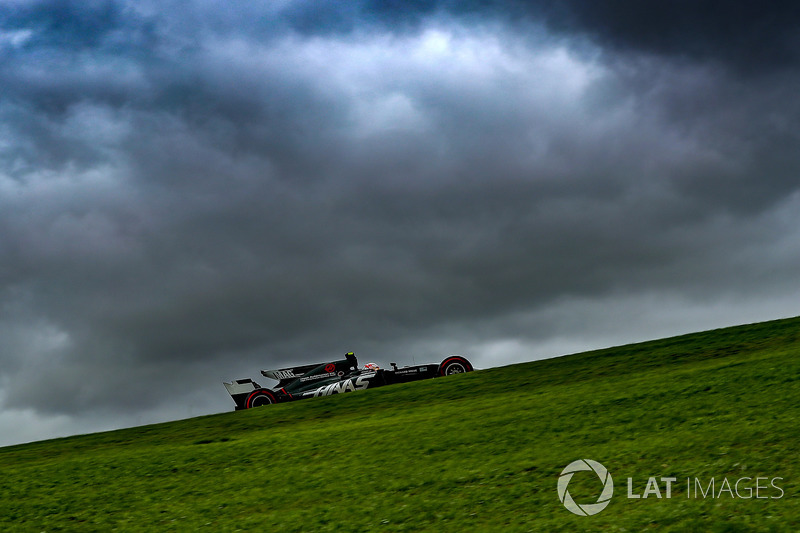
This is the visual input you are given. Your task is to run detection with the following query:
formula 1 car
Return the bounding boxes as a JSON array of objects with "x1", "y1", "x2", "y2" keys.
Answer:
[{"x1": 223, "y1": 352, "x2": 473, "y2": 410}]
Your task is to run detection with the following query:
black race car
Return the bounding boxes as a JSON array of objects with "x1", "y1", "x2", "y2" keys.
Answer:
[{"x1": 224, "y1": 352, "x2": 473, "y2": 410}]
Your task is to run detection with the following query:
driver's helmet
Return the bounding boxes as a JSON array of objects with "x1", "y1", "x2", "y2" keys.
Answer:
[{"x1": 363, "y1": 362, "x2": 380, "y2": 371}]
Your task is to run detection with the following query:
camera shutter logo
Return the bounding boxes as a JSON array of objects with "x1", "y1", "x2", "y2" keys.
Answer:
[{"x1": 557, "y1": 459, "x2": 614, "y2": 516}]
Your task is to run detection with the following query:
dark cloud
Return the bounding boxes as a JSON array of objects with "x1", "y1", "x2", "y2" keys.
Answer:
[
  {"x1": 281, "y1": 1, "x2": 800, "y2": 72},
  {"x1": 0, "y1": 0, "x2": 124, "y2": 49},
  {"x1": 1, "y1": 1, "x2": 799, "y2": 445},
  {"x1": 541, "y1": 1, "x2": 800, "y2": 73}
]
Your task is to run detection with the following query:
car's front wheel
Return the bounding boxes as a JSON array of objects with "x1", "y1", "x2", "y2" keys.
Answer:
[
  {"x1": 438, "y1": 355, "x2": 473, "y2": 376},
  {"x1": 245, "y1": 389, "x2": 277, "y2": 408}
]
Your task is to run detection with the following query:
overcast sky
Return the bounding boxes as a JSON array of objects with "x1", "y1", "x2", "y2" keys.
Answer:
[{"x1": 2, "y1": 1, "x2": 800, "y2": 447}]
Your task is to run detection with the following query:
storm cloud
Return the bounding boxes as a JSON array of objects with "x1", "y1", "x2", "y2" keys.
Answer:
[{"x1": 1, "y1": 1, "x2": 799, "y2": 445}]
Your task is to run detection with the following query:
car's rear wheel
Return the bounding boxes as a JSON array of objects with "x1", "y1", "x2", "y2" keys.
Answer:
[
  {"x1": 245, "y1": 389, "x2": 277, "y2": 408},
  {"x1": 438, "y1": 356, "x2": 473, "y2": 376}
]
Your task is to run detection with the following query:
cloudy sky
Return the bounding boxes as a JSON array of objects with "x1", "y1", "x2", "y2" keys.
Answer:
[{"x1": 1, "y1": 1, "x2": 799, "y2": 446}]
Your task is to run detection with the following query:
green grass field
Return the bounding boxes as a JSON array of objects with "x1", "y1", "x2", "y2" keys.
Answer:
[{"x1": 2, "y1": 317, "x2": 799, "y2": 531}]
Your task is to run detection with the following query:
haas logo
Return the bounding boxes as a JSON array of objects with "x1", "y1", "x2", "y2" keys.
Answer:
[{"x1": 312, "y1": 375, "x2": 371, "y2": 397}]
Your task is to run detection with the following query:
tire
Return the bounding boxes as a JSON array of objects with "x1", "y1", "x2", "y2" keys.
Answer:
[
  {"x1": 244, "y1": 389, "x2": 277, "y2": 408},
  {"x1": 438, "y1": 356, "x2": 473, "y2": 376}
]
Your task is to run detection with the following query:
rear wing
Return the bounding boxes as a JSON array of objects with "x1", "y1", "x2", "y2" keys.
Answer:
[{"x1": 223, "y1": 378, "x2": 261, "y2": 411}]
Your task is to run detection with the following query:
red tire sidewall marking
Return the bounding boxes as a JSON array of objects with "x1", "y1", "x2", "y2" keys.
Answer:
[
  {"x1": 439, "y1": 357, "x2": 472, "y2": 375},
  {"x1": 246, "y1": 389, "x2": 275, "y2": 408}
]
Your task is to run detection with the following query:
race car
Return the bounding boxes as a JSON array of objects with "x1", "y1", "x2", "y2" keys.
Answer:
[{"x1": 223, "y1": 352, "x2": 473, "y2": 410}]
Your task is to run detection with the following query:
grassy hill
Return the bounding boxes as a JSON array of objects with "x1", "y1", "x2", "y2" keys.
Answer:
[{"x1": 1, "y1": 317, "x2": 799, "y2": 532}]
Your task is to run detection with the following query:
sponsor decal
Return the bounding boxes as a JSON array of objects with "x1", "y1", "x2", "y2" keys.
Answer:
[
  {"x1": 273, "y1": 370, "x2": 296, "y2": 380},
  {"x1": 312, "y1": 375, "x2": 373, "y2": 397},
  {"x1": 325, "y1": 363, "x2": 336, "y2": 373},
  {"x1": 299, "y1": 372, "x2": 336, "y2": 382}
]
